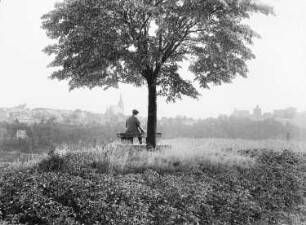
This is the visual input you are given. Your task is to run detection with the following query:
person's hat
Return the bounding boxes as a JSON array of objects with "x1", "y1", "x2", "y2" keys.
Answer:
[{"x1": 132, "y1": 109, "x2": 139, "y2": 115}]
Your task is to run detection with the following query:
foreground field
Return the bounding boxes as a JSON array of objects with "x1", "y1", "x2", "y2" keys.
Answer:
[{"x1": 0, "y1": 138, "x2": 305, "y2": 225}]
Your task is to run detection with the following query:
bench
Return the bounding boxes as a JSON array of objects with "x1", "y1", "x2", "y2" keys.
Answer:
[{"x1": 116, "y1": 132, "x2": 162, "y2": 144}]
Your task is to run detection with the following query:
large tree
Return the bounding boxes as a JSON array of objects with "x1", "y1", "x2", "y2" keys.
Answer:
[{"x1": 42, "y1": 0, "x2": 273, "y2": 148}]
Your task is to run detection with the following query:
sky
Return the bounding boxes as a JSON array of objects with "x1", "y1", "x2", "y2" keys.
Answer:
[{"x1": 0, "y1": 0, "x2": 305, "y2": 119}]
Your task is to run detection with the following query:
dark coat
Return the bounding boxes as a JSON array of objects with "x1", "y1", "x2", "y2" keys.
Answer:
[{"x1": 125, "y1": 115, "x2": 141, "y2": 136}]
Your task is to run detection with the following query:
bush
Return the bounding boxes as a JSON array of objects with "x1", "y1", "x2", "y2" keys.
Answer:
[
  {"x1": 244, "y1": 150, "x2": 306, "y2": 223},
  {"x1": 1, "y1": 148, "x2": 305, "y2": 224}
]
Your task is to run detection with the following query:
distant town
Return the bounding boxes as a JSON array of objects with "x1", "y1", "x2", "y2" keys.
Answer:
[
  {"x1": 0, "y1": 95, "x2": 126, "y2": 126},
  {"x1": 0, "y1": 94, "x2": 305, "y2": 128},
  {"x1": 219, "y1": 105, "x2": 306, "y2": 128},
  {"x1": 0, "y1": 95, "x2": 305, "y2": 150}
]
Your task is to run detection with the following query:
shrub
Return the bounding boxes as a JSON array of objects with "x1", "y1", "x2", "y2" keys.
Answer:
[
  {"x1": 244, "y1": 150, "x2": 306, "y2": 223},
  {"x1": 1, "y1": 144, "x2": 305, "y2": 224},
  {"x1": 37, "y1": 154, "x2": 65, "y2": 172}
]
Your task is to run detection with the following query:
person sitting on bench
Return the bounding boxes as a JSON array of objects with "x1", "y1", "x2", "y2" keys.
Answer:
[{"x1": 125, "y1": 109, "x2": 145, "y2": 144}]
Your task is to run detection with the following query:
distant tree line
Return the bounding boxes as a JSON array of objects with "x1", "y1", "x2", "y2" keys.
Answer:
[
  {"x1": 0, "y1": 120, "x2": 125, "y2": 153},
  {"x1": 0, "y1": 116, "x2": 304, "y2": 153},
  {"x1": 158, "y1": 117, "x2": 305, "y2": 141}
]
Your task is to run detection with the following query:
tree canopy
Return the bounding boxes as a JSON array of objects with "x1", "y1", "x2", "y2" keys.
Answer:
[
  {"x1": 42, "y1": 0, "x2": 272, "y2": 100},
  {"x1": 42, "y1": 0, "x2": 273, "y2": 147}
]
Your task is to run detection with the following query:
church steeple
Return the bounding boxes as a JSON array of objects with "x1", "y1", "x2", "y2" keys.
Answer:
[{"x1": 118, "y1": 93, "x2": 124, "y2": 113}]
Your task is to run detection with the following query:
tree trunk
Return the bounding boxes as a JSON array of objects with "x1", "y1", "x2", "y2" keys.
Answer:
[{"x1": 146, "y1": 79, "x2": 157, "y2": 149}]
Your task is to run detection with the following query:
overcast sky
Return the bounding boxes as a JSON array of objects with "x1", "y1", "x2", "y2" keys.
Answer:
[{"x1": 0, "y1": 0, "x2": 305, "y2": 118}]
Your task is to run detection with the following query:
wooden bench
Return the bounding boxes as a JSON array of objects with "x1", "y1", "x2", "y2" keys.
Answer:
[{"x1": 116, "y1": 132, "x2": 162, "y2": 144}]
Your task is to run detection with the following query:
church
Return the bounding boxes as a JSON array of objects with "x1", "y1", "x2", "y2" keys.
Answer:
[{"x1": 105, "y1": 94, "x2": 125, "y2": 116}]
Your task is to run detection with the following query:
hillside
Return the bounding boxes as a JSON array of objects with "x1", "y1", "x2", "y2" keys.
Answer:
[{"x1": 0, "y1": 139, "x2": 306, "y2": 225}]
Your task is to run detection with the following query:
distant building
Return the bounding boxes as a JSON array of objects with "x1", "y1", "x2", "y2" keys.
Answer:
[
  {"x1": 16, "y1": 112, "x2": 35, "y2": 124},
  {"x1": 231, "y1": 109, "x2": 250, "y2": 118},
  {"x1": 262, "y1": 112, "x2": 273, "y2": 119},
  {"x1": 10, "y1": 104, "x2": 27, "y2": 112},
  {"x1": 105, "y1": 93, "x2": 125, "y2": 115},
  {"x1": 273, "y1": 107, "x2": 296, "y2": 119},
  {"x1": 32, "y1": 108, "x2": 66, "y2": 123},
  {"x1": 16, "y1": 130, "x2": 27, "y2": 139},
  {"x1": 253, "y1": 105, "x2": 262, "y2": 119},
  {"x1": 8, "y1": 112, "x2": 32, "y2": 124},
  {"x1": 0, "y1": 109, "x2": 8, "y2": 122}
]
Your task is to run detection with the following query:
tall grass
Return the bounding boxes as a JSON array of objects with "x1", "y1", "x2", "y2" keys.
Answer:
[
  {"x1": 161, "y1": 138, "x2": 306, "y2": 153},
  {"x1": 34, "y1": 138, "x2": 304, "y2": 174},
  {"x1": 2, "y1": 138, "x2": 305, "y2": 173},
  {"x1": 161, "y1": 138, "x2": 305, "y2": 166}
]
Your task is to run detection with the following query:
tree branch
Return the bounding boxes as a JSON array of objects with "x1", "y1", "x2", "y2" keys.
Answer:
[{"x1": 161, "y1": 19, "x2": 196, "y2": 64}]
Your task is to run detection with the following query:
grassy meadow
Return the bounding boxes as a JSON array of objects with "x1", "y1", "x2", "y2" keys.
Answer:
[{"x1": 0, "y1": 138, "x2": 305, "y2": 225}]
